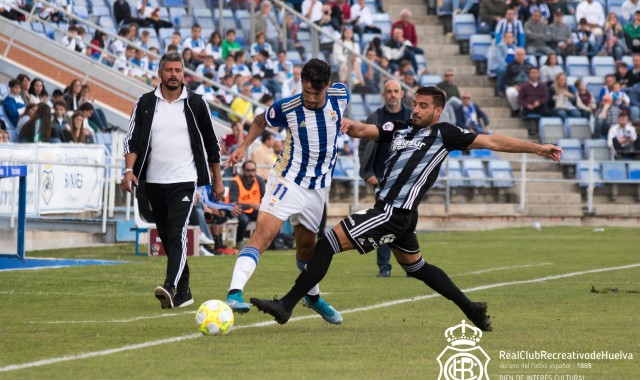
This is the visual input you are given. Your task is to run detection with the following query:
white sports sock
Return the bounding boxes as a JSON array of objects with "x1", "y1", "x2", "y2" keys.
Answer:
[
  {"x1": 229, "y1": 247, "x2": 260, "y2": 292},
  {"x1": 296, "y1": 257, "x2": 320, "y2": 297}
]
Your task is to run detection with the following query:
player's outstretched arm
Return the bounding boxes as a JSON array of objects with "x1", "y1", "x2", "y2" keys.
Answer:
[
  {"x1": 469, "y1": 134, "x2": 562, "y2": 162},
  {"x1": 223, "y1": 112, "x2": 267, "y2": 169},
  {"x1": 341, "y1": 118, "x2": 380, "y2": 140}
]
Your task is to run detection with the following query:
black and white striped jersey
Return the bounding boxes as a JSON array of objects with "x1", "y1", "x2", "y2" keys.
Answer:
[{"x1": 375, "y1": 120, "x2": 477, "y2": 211}]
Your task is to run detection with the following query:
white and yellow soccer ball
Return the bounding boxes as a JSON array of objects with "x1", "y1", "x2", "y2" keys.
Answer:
[{"x1": 195, "y1": 300, "x2": 235, "y2": 336}]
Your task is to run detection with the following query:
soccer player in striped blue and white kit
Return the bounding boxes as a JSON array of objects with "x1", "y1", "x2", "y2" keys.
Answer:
[
  {"x1": 222, "y1": 59, "x2": 349, "y2": 324},
  {"x1": 251, "y1": 86, "x2": 563, "y2": 331}
]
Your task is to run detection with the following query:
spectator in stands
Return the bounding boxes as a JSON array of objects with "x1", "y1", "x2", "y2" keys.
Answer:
[
  {"x1": 249, "y1": 75, "x2": 270, "y2": 101},
  {"x1": 216, "y1": 74, "x2": 235, "y2": 106},
  {"x1": 16, "y1": 103, "x2": 36, "y2": 136},
  {"x1": 170, "y1": 31, "x2": 182, "y2": 49},
  {"x1": 383, "y1": 26, "x2": 419, "y2": 73},
  {"x1": 624, "y1": 11, "x2": 640, "y2": 54},
  {"x1": 528, "y1": 0, "x2": 551, "y2": 22},
  {"x1": 598, "y1": 74, "x2": 617, "y2": 103},
  {"x1": 222, "y1": 121, "x2": 246, "y2": 155},
  {"x1": 575, "y1": 79, "x2": 597, "y2": 118},
  {"x1": 611, "y1": 82, "x2": 631, "y2": 108},
  {"x1": 524, "y1": 10, "x2": 554, "y2": 55},
  {"x1": 63, "y1": 111, "x2": 94, "y2": 143},
  {"x1": 540, "y1": 52, "x2": 564, "y2": 85},
  {"x1": 205, "y1": 31, "x2": 223, "y2": 64},
  {"x1": 518, "y1": 67, "x2": 552, "y2": 116},
  {"x1": 250, "y1": 32, "x2": 274, "y2": 58},
  {"x1": 549, "y1": 9, "x2": 576, "y2": 57},
  {"x1": 302, "y1": 0, "x2": 324, "y2": 27},
  {"x1": 456, "y1": 92, "x2": 492, "y2": 134},
  {"x1": 491, "y1": 31, "x2": 518, "y2": 96},
  {"x1": 252, "y1": 51, "x2": 278, "y2": 95},
  {"x1": 437, "y1": 69, "x2": 461, "y2": 100},
  {"x1": 331, "y1": 0, "x2": 351, "y2": 27},
  {"x1": 607, "y1": 111, "x2": 640, "y2": 158},
  {"x1": 495, "y1": 8, "x2": 526, "y2": 47},
  {"x1": 284, "y1": 13, "x2": 306, "y2": 59},
  {"x1": 27, "y1": 78, "x2": 47, "y2": 105},
  {"x1": 573, "y1": 18, "x2": 598, "y2": 57},
  {"x1": 315, "y1": 4, "x2": 341, "y2": 61},
  {"x1": 282, "y1": 65, "x2": 303, "y2": 98},
  {"x1": 113, "y1": 0, "x2": 141, "y2": 26},
  {"x1": 0, "y1": 0, "x2": 22, "y2": 21},
  {"x1": 3, "y1": 79, "x2": 25, "y2": 128},
  {"x1": 594, "y1": 94, "x2": 621, "y2": 137},
  {"x1": 602, "y1": 13, "x2": 627, "y2": 61},
  {"x1": 195, "y1": 72, "x2": 218, "y2": 104},
  {"x1": 128, "y1": 23, "x2": 141, "y2": 45},
  {"x1": 230, "y1": 82, "x2": 254, "y2": 125},
  {"x1": 250, "y1": 131, "x2": 275, "y2": 179},
  {"x1": 19, "y1": 103, "x2": 62, "y2": 142},
  {"x1": 274, "y1": 50, "x2": 294, "y2": 85},
  {"x1": 391, "y1": 9, "x2": 418, "y2": 48},
  {"x1": 130, "y1": 49, "x2": 148, "y2": 78},
  {"x1": 220, "y1": 30, "x2": 241, "y2": 64},
  {"x1": 89, "y1": 30, "x2": 110, "y2": 63},
  {"x1": 36, "y1": 0, "x2": 68, "y2": 23},
  {"x1": 16, "y1": 74, "x2": 30, "y2": 105},
  {"x1": 234, "y1": 50, "x2": 253, "y2": 79},
  {"x1": 356, "y1": 48, "x2": 381, "y2": 94},
  {"x1": 621, "y1": 0, "x2": 640, "y2": 24},
  {"x1": 51, "y1": 89, "x2": 64, "y2": 103},
  {"x1": 63, "y1": 79, "x2": 81, "y2": 112},
  {"x1": 575, "y1": 0, "x2": 605, "y2": 41},
  {"x1": 550, "y1": 73, "x2": 581, "y2": 119},
  {"x1": 628, "y1": 80, "x2": 640, "y2": 121},
  {"x1": 182, "y1": 24, "x2": 207, "y2": 62},
  {"x1": 546, "y1": 0, "x2": 572, "y2": 17},
  {"x1": 78, "y1": 102, "x2": 102, "y2": 133},
  {"x1": 349, "y1": 0, "x2": 380, "y2": 43},
  {"x1": 228, "y1": 160, "x2": 266, "y2": 250},
  {"x1": 615, "y1": 62, "x2": 632, "y2": 89},
  {"x1": 217, "y1": 55, "x2": 238, "y2": 81},
  {"x1": 110, "y1": 27, "x2": 131, "y2": 59},
  {"x1": 136, "y1": 0, "x2": 172, "y2": 34},
  {"x1": 478, "y1": 0, "x2": 508, "y2": 34},
  {"x1": 628, "y1": 54, "x2": 640, "y2": 87},
  {"x1": 401, "y1": 70, "x2": 419, "y2": 106},
  {"x1": 50, "y1": 99, "x2": 70, "y2": 137},
  {"x1": 182, "y1": 48, "x2": 199, "y2": 77},
  {"x1": 504, "y1": 48, "x2": 533, "y2": 114},
  {"x1": 333, "y1": 27, "x2": 361, "y2": 82},
  {"x1": 114, "y1": 45, "x2": 136, "y2": 75},
  {"x1": 254, "y1": 0, "x2": 280, "y2": 52},
  {"x1": 195, "y1": 55, "x2": 217, "y2": 78},
  {"x1": 61, "y1": 25, "x2": 86, "y2": 54}
]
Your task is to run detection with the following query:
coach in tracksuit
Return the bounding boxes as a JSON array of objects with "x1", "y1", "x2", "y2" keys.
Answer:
[{"x1": 122, "y1": 52, "x2": 225, "y2": 309}]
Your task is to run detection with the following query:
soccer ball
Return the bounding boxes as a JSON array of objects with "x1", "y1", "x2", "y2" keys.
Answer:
[{"x1": 195, "y1": 300, "x2": 235, "y2": 336}]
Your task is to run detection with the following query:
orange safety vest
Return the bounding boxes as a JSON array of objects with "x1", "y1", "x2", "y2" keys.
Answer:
[{"x1": 229, "y1": 175, "x2": 261, "y2": 214}]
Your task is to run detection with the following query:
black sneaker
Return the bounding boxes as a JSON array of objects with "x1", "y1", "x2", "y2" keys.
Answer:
[
  {"x1": 154, "y1": 285, "x2": 174, "y2": 309},
  {"x1": 465, "y1": 302, "x2": 492, "y2": 332},
  {"x1": 376, "y1": 271, "x2": 390, "y2": 278},
  {"x1": 250, "y1": 298, "x2": 291, "y2": 325},
  {"x1": 174, "y1": 288, "x2": 194, "y2": 308}
]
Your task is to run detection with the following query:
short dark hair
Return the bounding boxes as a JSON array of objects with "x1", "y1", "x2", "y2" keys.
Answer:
[
  {"x1": 159, "y1": 52, "x2": 184, "y2": 71},
  {"x1": 79, "y1": 102, "x2": 94, "y2": 112},
  {"x1": 261, "y1": 131, "x2": 273, "y2": 143},
  {"x1": 53, "y1": 99, "x2": 67, "y2": 109},
  {"x1": 52, "y1": 89, "x2": 64, "y2": 97},
  {"x1": 242, "y1": 160, "x2": 256, "y2": 170},
  {"x1": 8, "y1": 79, "x2": 20, "y2": 88},
  {"x1": 301, "y1": 59, "x2": 331, "y2": 91},
  {"x1": 414, "y1": 86, "x2": 446, "y2": 108}
]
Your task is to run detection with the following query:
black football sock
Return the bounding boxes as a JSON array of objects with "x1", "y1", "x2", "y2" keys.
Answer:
[
  {"x1": 401, "y1": 258, "x2": 473, "y2": 312},
  {"x1": 280, "y1": 230, "x2": 342, "y2": 312},
  {"x1": 214, "y1": 235, "x2": 223, "y2": 249}
]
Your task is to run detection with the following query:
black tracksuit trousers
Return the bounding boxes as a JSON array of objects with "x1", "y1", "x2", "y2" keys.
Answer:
[{"x1": 145, "y1": 181, "x2": 196, "y2": 292}]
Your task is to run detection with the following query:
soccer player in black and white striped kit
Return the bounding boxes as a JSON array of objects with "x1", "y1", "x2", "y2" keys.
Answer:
[{"x1": 251, "y1": 86, "x2": 563, "y2": 331}]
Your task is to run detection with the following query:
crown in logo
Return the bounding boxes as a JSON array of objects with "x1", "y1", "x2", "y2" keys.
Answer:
[{"x1": 444, "y1": 320, "x2": 483, "y2": 347}]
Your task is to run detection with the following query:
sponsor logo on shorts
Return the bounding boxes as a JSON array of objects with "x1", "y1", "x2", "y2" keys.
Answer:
[
  {"x1": 379, "y1": 234, "x2": 396, "y2": 245},
  {"x1": 357, "y1": 238, "x2": 366, "y2": 246},
  {"x1": 368, "y1": 237, "x2": 379, "y2": 249}
]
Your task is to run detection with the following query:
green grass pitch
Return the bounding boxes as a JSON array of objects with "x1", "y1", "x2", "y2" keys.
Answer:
[{"x1": 0, "y1": 227, "x2": 638, "y2": 379}]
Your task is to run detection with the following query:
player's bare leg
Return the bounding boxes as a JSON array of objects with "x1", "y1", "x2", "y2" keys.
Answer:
[
  {"x1": 294, "y1": 224, "x2": 342, "y2": 324},
  {"x1": 393, "y1": 249, "x2": 492, "y2": 331},
  {"x1": 226, "y1": 211, "x2": 283, "y2": 313}
]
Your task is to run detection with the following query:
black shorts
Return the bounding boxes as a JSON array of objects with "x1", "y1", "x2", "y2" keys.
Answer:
[{"x1": 340, "y1": 201, "x2": 420, "y2": 255}]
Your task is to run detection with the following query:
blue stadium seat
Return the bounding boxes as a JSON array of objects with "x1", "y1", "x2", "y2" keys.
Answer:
[
  {"x1": 565, "y1": 56, "x2": 590, "y2": 77},
  {"x1": 364, "y1": 94, "x2": 382, "y2": 110},
  {"x1": 374, "y1": 21, "x2": 391, "y2": 36},
  {"x1": 565, "y1": 117, "x2": 591, "y2": 140},
  {"x1": 462, "y1": 159, "x2": 489, "y2": 187},
  {"x1": 539, "y1": 117, "x2": 565, "y2": 144},
  {"x1": 0, "y1": 83, "x2": 8, "y2": 98},
  {"x1": 371, "y1": 13, "x2": 391, "y2": 23},
  {"x1": 628, "y1": 162, "x2": 640, "y2": 181},
  {"x1": 8, "y1": 129, "x2": 19, "y2": 142},
  {"x1": 470, "y1": 149, "x2": 493, "y2": 158},
  {"x1": 576, "y1": 161, "x2": 603, "y2": 187},
  {"x1": 563, "y1": 15, "x2": 577, "y2": 31},
  {"x1": 178, "y1": 15, "x2": 194, "y2": 29},
  {"x1": 526, "y1": 55, "x2": 538, "y2": 67},
  {"x1": 583, "y1": 139, "x2": 611, "y2": 160},
  {"x1": 621, "y1": 55, "x2": 633, "y2": 68},
  {"x1": 487, "y1": 160, "x2": 515, "y2": 188},
  {"x1": 196, "y1": 17, "x2": 214, "y2": 30},
  {"x1": 452, "y1": 14, "x2": 476, "y2": 41},
  {"x1": 591, "y1": 56, "x2": 616, "y2": 77},
  {"x1": 446, "y1": 159, "x2": 467, "y2": 187},
  {"x1": 557, "y1": 138, "x2": 583, "y2": 161},
  {"x1": 470, "y1": 34, "x2": 491, "y2": 62},
  {"x1": 213, "y1": 8, "x2": 234, "y2": 22},
  {"x1": 169, "y1": 7, "x2": 187, "y2": 26},
  {"x1": 91, "y1": 5, "x2": 110, "y2": 17},
  {"x1": 73, "y1": 5, "x2": 89, "y2": 19},
  {"x1": 602, "y1": 162, "x2": 627, "y2": 181},
  {"x1": 420, "y1": 74, "x2": 442, "y2": 87},
  {"x1": 286, "y1": 50, "x2": 302, "y2": 64},
  {"x1": 582, "y1": 76, "x2": 605, "y2": 97},
  {"x1": 539, "y1": 55, "x2": 564, "y2": 66},
  {"x1": 30, "y1": 22, "x2": 45, "y2": 34},
  {"x1": 164, "y1": 0, "x2": 185, "y2": 7},
  {"x1": 221, "y1": 17, "x2": 237, "y2": 32},
  {"x1": 194, "y1": 8, "x2": 211, "y2": 18}
]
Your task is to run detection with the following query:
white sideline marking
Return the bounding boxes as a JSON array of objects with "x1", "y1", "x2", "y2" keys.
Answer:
[
  {"x1": 1, "y1": 263, "x2": 639, "y2": 373},
  {"x1": 27, "y1": 311, "x2": 196, "y2": 324},
  {"x1": 453, "y1": 262, "x2": 553, "y2": 276}
]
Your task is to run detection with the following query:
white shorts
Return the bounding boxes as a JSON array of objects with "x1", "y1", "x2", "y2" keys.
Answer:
[{"x1": 259, "y1": 172, "x2": 327, "y2": 233}]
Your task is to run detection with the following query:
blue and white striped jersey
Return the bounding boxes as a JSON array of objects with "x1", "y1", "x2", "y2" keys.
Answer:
[{"x1": 265, "y1": 83, "x2": 350, "y2": 189}]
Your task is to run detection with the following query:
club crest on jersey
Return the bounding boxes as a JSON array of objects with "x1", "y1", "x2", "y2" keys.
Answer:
[
  {"x1": 299, "y1": 120, "x2": 306, "y2": 128},
  {"x1": 382, "y1": 122, "x2": 394, "y2": 131},
  {"x1": 329, "y1": 111, "x2": 338, "y2": 123}
]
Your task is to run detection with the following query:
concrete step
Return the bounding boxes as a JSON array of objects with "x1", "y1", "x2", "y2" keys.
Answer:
[
  {"x1": 459, "y1": 86, "x2": 496, "y2": 98},
  {"x1": 428, "y1": 64, "x2": 476, "y2": 76},
  {"x1": 428, "y1": 55, "x2": 474, "y2": 65},
  {"x1": 419, "y1": 44, "x2": 460, "y2": 55},
  {"x1": 482, "y1": 107, "x2": 512, "y2": 118},
  {"x1": 491, "y1": 118, "x2": 530, "y2": 128},
  {"x1": 416, "y1": 24, "x2": 446, "y2": 35},
  {"x1": 513, "y1": 170, "x2": 565, "y2": 179},
  {"x1": 417, "y1": 34, "x2": 452, "y2": 45},
  {"x1": 591, "y1": 203, "x2": 640, "y2": 216},
  {"x1": 522, "y1": 204, "x2": 584, "y2": 217},
  {"x1": 516, "y1": 181, "x2": 578, "y2": 193},
  {"x1": 456, "y1": 75, "x2": 494, "y2": 86},
  {"x1": 524, "y1": 192, "x2": 582, "y2": 204},
  {"x1": 387, "y1": 5, "x2": 428, "y2": 17},
  {"x1": 492, "y1": 128, "x2": 529, "y2": 139}
]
